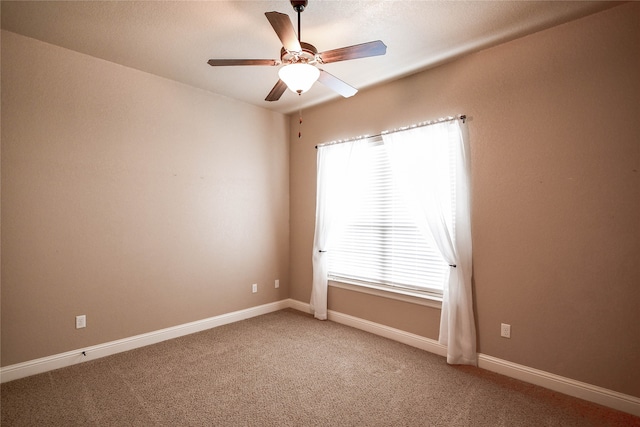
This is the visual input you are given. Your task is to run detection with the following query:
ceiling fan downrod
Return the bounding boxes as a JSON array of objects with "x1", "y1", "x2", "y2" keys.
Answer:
[{"x1": 291, "y1": 0, "x2": 308, "y2": 43}]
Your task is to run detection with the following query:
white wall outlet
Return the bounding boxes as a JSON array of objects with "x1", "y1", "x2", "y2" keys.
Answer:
[
  {"x1": 76, "y1": 315, "x2": 86, "y2": 329},
  {"x1": 275, "y1": 279, "x2": 280, "y2": 288},
  {"x1": 501, "y1": 323, "x2": 511, "y2": 338},
  {"x1": 252, "y1": 283, "x2": 257, "y2": 293}
]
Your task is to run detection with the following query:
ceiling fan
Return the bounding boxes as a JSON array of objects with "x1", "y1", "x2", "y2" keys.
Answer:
[{"x1": 207, "y1": 0, "x2": 387, "y2": 102}]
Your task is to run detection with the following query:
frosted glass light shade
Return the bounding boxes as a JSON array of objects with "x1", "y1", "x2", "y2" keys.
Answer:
[{"x1": 278, "y1": 63, "x2": 320, "y2": 94}]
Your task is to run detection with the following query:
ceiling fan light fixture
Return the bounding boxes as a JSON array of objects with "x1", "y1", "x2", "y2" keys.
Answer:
[{"x1": 278, "y1": 63, "x2": 320, "y2": 94}]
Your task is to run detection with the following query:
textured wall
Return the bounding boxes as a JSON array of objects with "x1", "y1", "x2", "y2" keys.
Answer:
[
  {"x1": 289, "y1": 3, "x2": 639, "y2": 397},
  {"x1": 1, "y1": 31, "x2": 290, "y2": 366}
]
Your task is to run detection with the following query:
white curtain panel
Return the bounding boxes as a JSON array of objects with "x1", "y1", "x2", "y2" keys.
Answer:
[
  {"x1": 311, "y1": 141, "x2": 365, "y2": 320},
  {"x1": 382, "y1": 120, "x2": 476, "y2": 365}
]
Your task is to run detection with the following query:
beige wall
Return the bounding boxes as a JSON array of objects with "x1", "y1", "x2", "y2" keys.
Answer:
[
  {"x1": 289, "y1": 3, "x2": 639, "y2": 397},
  {"x1": 1, "y1": 31, "x2": 290, "y2": 366}
]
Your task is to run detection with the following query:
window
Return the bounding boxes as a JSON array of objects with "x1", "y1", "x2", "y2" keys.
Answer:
[
  {"x1": 324, "y1": 135, "x2": 454, "y2": 299},
  {"x1": 313, "y1": 118, "x2": 476, "y2": 364}
]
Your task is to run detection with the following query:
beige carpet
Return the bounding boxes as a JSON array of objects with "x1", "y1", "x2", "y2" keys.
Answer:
[{"x1": 2, "y1": 309, "x2": 639, "y2": 426}]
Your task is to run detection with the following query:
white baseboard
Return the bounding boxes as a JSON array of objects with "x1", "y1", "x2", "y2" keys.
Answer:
[
  {"x1": 286, "y1": 298, "x2": 314, "y2": 314},
  {"x1": 288, "y1": 300, "x2": 640, "y2": 417},
  {"x1": 477, "y1": 354, "x2": 640, "y2": 417},
  {"x1": 328, "y1": 310, "x2": 448, "y2": 358},
  {"x1": 0, "y1": 299, "x2": 290, "y2": 384},
  {"x1": 3, "y1": 298, "x2": 638, "y2": 417}
]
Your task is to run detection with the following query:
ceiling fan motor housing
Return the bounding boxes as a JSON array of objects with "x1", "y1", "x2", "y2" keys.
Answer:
[{"x1": 281, "y1": 42, "x2": 318, "y2": 64}]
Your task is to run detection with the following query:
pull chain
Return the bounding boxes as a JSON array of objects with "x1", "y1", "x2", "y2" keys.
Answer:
[
  {"x1": 298, "y1": 92, "x2": 304, "y2": 138},
  {"x1": 298, "y1": 106, "x2": 303, "y2": 139}
]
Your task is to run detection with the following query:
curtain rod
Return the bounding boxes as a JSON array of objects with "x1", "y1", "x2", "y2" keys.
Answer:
[{"x1": 315, "y1": 115, "x2": 466, "y2": 149}]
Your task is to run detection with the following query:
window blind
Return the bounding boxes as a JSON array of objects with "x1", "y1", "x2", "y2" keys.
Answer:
[{"x1": 327, "y1": 137, "x2": 450, "y2": 297}]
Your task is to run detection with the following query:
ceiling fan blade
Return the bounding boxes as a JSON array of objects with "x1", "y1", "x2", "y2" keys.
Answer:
[
  {"x1": 265, "y1": 79, "x2": 288, "y2": 102},
  {"x1": 319, "y1": 40, "x2": 387, "y2": 64},
  {"x1": 317, "y1": 69, "x2": 358, "y2": 98},
  {"x1": 265, "y1": 11, "x2": 302, "y2": 53},
  {"x1": 207, "y1": 59, "x2": 278, "y2": 66}
]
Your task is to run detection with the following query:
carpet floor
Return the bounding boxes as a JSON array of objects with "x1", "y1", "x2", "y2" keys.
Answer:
[{"x1": 2, "y1": 309, "x2": 639, "y2": 426}]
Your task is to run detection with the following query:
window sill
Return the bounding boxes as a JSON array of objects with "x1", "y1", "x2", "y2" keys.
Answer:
[{"x1": 328, "y1": 280, "x2": 442, "y2": 309}]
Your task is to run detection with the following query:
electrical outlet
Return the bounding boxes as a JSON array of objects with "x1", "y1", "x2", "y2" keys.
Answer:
[
  {"x1": 275, "y1": 279, "x2": 280, "y2": 288},
  {"x1": 501, "y1": 323, "x2": 511, "y2": 339},
  {"x1": 252, "y1": 283, "x2": 257, "y2": 293},
  {"x1": 76, "y1": 315, "x2": 86, "y2": 329}
]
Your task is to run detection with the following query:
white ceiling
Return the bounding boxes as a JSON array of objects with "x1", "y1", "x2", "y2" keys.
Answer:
[{"x1": 1, "y1": 1, "x2": 619, "y2": 115}]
